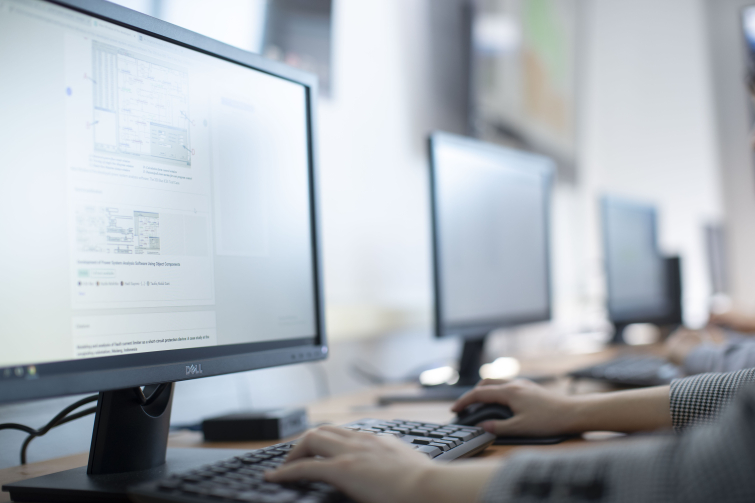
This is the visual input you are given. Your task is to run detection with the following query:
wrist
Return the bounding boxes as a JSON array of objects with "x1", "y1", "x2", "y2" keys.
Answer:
[
  {"x1": 563, "y1": 393, "x2": 607, "y2": 433},
  {"x1": 411, "y1": 462, "x2": 499, "y2": 503},
  {"x1": 409, "y1": 464, "x2": 444, "y2": 503}
]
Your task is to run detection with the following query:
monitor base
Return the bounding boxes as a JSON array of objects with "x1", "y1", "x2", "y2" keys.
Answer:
[{"x1": 3, "y1": 448, "x2": 247, "y2": 503}]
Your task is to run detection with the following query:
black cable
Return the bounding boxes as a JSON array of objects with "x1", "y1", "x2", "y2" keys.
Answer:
[
  {"x1": 0, "y1": 394, "x2": 98, "y2": 465},
  {"x1": 134, "y1": 383, "x2": 169, "y2": 406},
  {"x1": 19, "y1": 406, "x2": 97, "y2": 464}
]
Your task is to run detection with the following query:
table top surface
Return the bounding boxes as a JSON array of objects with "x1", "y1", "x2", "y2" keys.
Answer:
[{"x1": 0, "y1": 347, "x2": 640, "y2": 502}]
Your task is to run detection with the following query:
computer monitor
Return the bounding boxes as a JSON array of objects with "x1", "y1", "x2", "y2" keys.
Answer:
[
  {"x1": 0, "y1": 0, "x2": 325, "y2": 500},
  {"x1": 601, "y1": 196, "x2": 682, "y2": 342},
  {"x1": 705, "y1": 223, "x2": 729, "y2": 296},
  {"x1": 429, "y1": 132, "x2": 553, "y2": 388}
]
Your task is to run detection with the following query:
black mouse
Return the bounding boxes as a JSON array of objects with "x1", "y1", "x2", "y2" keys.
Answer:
[{"x1": 452, "y1": 402, "x2": 514, "y2": 426}]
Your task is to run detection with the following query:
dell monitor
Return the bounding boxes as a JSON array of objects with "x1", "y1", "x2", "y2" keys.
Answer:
[
  {"x1": 0, "y1": 0, "x2": 325, "y2": 500},
  {"x1": 601, "y1": 196, "x2": 682, "y2": 342},
  {"x1": 429, "y1": 132, "x2": 553, "y2": 391}
]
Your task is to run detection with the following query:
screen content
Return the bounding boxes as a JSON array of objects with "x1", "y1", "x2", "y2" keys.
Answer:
[
  {"x1": 433, "y1": 137, "x2": 551, "y2": 327},
  {"x1": 603, "y1": 199, "x2": 669, "y2": 319},
  {"x1": 0, "y1": 0, "x2": 317, "y2": 369}
]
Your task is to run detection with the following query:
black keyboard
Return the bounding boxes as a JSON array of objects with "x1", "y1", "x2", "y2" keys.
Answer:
[
  {"x1": 569, "y1": 356, "x2": 682, "y2": 387},
  {"x1": 129, "y1": 418, "x2": 495, "y2": 503}
]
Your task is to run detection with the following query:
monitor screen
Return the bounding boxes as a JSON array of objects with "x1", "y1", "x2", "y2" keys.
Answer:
[
  {"x1": 0, "y1": 0, "x2": 322, "y2": 392},
  {"x1": 429, "y1": 133, "x2": 552, "y2": 338},
  {"x1": 602, "y1": 197, "x2": 670, "y2": 322}
]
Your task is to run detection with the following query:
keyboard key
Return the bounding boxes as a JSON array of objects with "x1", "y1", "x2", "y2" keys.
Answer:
[
  {"x1": 429, "y1": 442, "x2": 450, "y2": 451},
  {"x1": 234, "y1": 490, "x2": 265, "y2": 501},
  {"x1": 208, "y1": 487, "x2": 239, "y2": 498},
  {"x1": 442, "y1": 437, "x2": 462, "y2": 446},
  {"x1": 450, "y1": 431, "x2": 475, "y2": 441},
  {"x1": 415, "y1": 445, "x2": 442, "y2": 458}
]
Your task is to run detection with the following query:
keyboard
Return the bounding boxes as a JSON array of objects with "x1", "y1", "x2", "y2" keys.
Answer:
[
  {"x1": 568, "y1": 356, "x2": 682, "y2": 387},
  {"x1": 129, "y1": 418, "x2": 495, "y2": 503}
]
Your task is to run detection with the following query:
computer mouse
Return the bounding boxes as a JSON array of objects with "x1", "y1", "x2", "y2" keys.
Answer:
[{"x1": 452, "y1": 402, "x2": 514, "y2": 426}]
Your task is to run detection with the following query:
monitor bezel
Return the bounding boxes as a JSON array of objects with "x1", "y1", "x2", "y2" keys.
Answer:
[
  {"x1": 0, "y1": 0, "x2": 327, "y2": 405},
  {"x1": 428, "y1": 131, "x2": 554, "y2": 340}
]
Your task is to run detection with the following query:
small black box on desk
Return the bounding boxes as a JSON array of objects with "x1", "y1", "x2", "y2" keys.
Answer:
[{"x1": 202, "y1": 407, "x2": 308, "y2": 441}]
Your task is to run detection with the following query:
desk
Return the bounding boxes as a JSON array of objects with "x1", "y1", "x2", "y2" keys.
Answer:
[{"x1": 0, "y1": 348, "x2": 637, "y2": 502}]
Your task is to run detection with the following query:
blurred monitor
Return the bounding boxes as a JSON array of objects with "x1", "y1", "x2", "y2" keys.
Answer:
[
  {"x1": 705, "y1": 224, "x2": 729, "y2": 295},
  {"x1": 601, "y1": 197, "x2": 682, "y2": 337},
  {"x1": 429, "y1": 132, "x2": 553, "y2": 386},
  {"x1": 263, "y1": 0, "x2": 333, "y2": 96}
]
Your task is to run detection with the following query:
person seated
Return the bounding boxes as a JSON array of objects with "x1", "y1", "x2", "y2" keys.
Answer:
[
  {"x1": 665, "y1": 310, "x2": 755, "y2": 374},
  {"x1": 268, "y1": 369, "x2": 755, "y2": 502}
]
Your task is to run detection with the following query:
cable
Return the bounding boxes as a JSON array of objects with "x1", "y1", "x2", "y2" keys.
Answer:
[
  {"x1": 20, "y1": 406, "x2": 97, "y2": 464},
  {"x1": 0, "y1": 394, "x2": 98, "y2": 465}
]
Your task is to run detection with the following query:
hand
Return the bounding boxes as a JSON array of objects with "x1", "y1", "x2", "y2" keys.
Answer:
[
  {"x1": 266, "y1": 426, "x2": 430, "y2": 503},
  {"x1": 451, "y1": 379, "x2": 578, "y2": 436},
  {"x1": 709, "y1": 310, "x2": 755, "y2": 333},
  {"x1": 664, "y1": 328, "x2": 705, "y2": 365},
  {"x1": 266, "y1": 426, "x2": 497, "y2": 503}
]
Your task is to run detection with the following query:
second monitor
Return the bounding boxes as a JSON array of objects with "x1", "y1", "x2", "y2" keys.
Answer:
[{"x1": 426, "y1": 132, "x2": 554, "y2": 398}]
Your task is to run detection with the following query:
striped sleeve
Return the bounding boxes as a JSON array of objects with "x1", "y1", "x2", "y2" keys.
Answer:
[{"x1": 669, "y1": 367, "x2": 755, "y2": 432}]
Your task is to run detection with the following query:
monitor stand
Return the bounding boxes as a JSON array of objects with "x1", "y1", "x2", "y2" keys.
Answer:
[
  {"x1": 378, "y1": 337, "x2": 486, "y2": 405},
  {"x1": 3, "y1": 383, "x2": 245, "y2": 503}
]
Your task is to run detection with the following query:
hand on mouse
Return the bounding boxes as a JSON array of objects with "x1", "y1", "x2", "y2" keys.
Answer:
[
  {"x1": 453, "y1": 378, "x2": 673, "y2": 435},
  {"x1": 451, "y1": 379, "x2": 578, "y2": 436},
  {"x1": 266, "y1": 425, "x2": 497, "y2": 503}
]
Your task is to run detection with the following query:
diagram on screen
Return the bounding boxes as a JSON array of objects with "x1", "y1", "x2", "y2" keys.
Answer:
[
  {"x1": 91, "y1": 41, "x2": 191, "y2": 165},
  {"x1": 76, "y1": 206, "x2": 161, "y2": 255}
]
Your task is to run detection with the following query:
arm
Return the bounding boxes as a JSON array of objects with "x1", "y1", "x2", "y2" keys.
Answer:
[
  {"x1": 450, "y1": 379, "x2": 671, "y2": 436},
  {"x1": 451, "y1": 367, "x2": 755, "y2": 437},
  {"x1": 670, "y1": 367, "x2": 755, "y2": 431},
  {"x1": 709, "y1": 309, "x2": 755, "y2": 333},
  {"x1": 271, "y1": 384, "x2": 755, "y2": 503},
  {"x1": 480, "y1": 382, "x2": 755, "y2": 503}
]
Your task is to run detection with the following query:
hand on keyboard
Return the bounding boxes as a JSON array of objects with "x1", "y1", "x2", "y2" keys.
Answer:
[
  {"x1": 129, "y1": 419, "x2": 495, "y2": 503},
  {"x1": 452, "y1": 378, "x2": 576, "y2": 437},
  {"x1": 267, "y1": 425, "x2": 432, "y2": 503}
]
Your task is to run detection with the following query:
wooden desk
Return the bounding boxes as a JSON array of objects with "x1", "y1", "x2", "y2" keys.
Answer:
[{"x1": 0, "y1": 348, "x2": 635, "y2": 502}]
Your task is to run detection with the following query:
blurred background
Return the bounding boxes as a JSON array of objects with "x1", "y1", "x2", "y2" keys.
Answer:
[{"x1": 2, "y1": 0, "x2": 755, "y2": 468}]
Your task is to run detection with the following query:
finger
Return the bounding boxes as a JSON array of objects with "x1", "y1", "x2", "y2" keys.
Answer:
[
  {"x1": 266, "y1": 458, "x2": 338, "y2": 484},
  {"x1": 451, "y1": 385, "x2": 511, "y2": 412},
  {"x1": 478, "y1": 418, "x2": 521, "y2": 436},
  {"x1": 286, "y1": 429, "x2": 354, "y2": 462}
]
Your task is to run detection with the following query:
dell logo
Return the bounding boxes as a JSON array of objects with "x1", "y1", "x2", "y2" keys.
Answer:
[{"x1": 185, "y1": 364, "x2": 203, "y2": 375}]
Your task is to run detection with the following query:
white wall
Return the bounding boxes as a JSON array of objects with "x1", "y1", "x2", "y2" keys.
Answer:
[
  {"x1": 705, "y1": 0, "x2": 755, "y2": 313},
  {"x1": 318, "y1": 0, "x2": 436, "y2": 339},
  {"x1": 576, "y1": 0, "x2": 723, "y2": 327}
]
